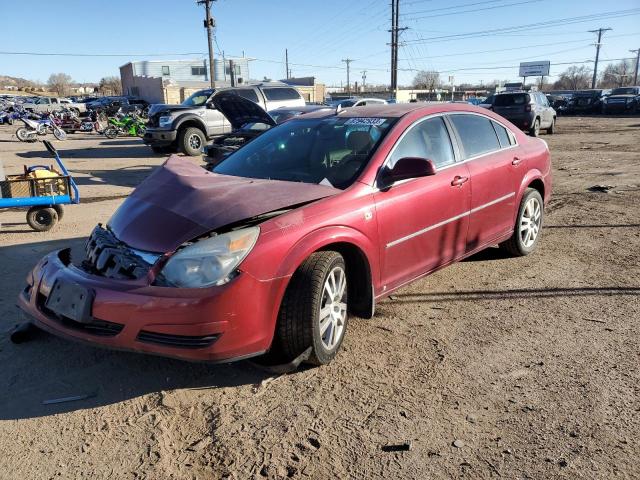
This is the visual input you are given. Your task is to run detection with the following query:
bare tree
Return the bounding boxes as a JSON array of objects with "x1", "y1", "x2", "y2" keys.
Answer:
[
  {"x1": 599, "y1": 60, "x2": 633, "y2": 88},
  {"x1": 99, "y1": 76, "x2": 123, "y2": 96},
  {"x1": 47, "y1": 73, "x2": 73, "y2": 96},
  {"x1": 552, "y1": 66, "x2": 591, "y2": 90},
  {"x1": 413, "y1": 70, "x2": 441, "y2": 91}
]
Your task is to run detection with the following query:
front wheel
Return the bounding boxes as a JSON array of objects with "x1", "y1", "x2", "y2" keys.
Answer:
[
  {"x1": 53, "y1": 128, "x2": 67, "y2": 141},
  {"x1": 26, "y1": 207, "x2": 58, "y2": 232},
  {"x1": 179, "y1": 127, "x2": 205, "y2": 156},
  {"x1": 275, "y1": 251, "x2": 348, "y2": 366},
  {"x1": 500, "y1": 188, "x2": 544, "y2": 256},
  {"x1": 546, "y1": 118, "x2": 556, "y2": 135}
]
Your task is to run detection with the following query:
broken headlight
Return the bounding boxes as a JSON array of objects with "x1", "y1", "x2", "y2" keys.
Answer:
[{"x1": 160, "y1": 227, "x2": 259, "y2": 288}]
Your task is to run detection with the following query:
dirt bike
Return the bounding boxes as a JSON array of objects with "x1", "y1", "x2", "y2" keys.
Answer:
[
  {"x1": 103, "y1": 113, "x2": 146, "y2": 139},
  {"x1": 16, "y1": 115, "x2": 67, "y2": 142}
]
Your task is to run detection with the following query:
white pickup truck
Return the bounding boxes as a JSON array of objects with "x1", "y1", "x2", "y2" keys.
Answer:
[{"x1": 22, "y1": 97, "x2": 87, "y2": 114}]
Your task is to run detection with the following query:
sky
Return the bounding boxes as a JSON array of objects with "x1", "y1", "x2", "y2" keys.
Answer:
[{"x1": 1, "y1": 0, "x2": 639, "y2": 88}]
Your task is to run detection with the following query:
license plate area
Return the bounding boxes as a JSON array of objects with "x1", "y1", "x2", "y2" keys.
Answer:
[{"x1": 45, "y1": 279, "x2": 94, "y2": 323}]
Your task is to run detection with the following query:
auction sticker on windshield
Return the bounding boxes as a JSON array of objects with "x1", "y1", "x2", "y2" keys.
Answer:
[{"x1": 344, "y1": 118, "x2": 387, "y2": 126}]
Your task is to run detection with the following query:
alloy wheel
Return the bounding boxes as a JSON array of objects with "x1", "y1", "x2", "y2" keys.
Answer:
[
  {"x1": 188, "y1": 133, "x2": 202, "y2": 150},
  {"x1": 520, "y1": 197, "x2": 542, "y2": 248},
  {"x1": 319, "y1": 266, "x2": 347, "y2": 350}
]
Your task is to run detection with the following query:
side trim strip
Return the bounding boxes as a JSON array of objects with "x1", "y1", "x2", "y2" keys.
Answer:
[{"x1": 385, "y1": 192, "x2": 515, "y2": 249}]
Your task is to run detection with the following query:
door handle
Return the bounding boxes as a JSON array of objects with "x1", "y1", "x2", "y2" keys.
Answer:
[
  {"x1": 512, "y1": 157, "x2": 523, "y2": 166},
  {"x1": 451, "y1": 175, "x2": 469, "y2": 187}
]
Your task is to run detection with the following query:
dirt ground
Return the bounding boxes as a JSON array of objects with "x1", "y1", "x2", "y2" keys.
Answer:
[{"x1": 0, "y1": 116, "x2": 638, "y2": 479}]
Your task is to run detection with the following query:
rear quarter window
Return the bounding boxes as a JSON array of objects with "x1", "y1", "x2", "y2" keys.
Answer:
[
  {"x1": 262, "y1": 87, "x2": 302, "y2": 101},
  {"x1": 236, "y1": 89, "x2": 259, "y2": 103},
  {"x1": 491, "y1": 121, "x2": 514, "y2": 148},
  {"x1": 449, "y1": 114, "x2": 500, "y2": 158}
]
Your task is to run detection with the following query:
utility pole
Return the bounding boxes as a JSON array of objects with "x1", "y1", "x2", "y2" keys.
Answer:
[
  {"x1": 361, "y1": 70, "x2": 367, "y2": 92},
  {"x1": 630, "y1": 48, "x2": 640, "y2": 85},
  {"x1": 389, "y1": 0, "x2": 408, "y2": 98},
  {"x1": 285, "y1": 49, "x2": 289, "y2": 79},
  {"x1": 342, "y1": 58, "x2": 353, "y2": 95},
  {"x1": 589, "y1": 27, "x2": 612, "y2": 89},
  {"x1": 197, "y1": 0, "x2": 217, "y2": 88}
]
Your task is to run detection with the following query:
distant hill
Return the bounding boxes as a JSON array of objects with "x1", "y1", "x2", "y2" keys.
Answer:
[{"x1": 0, "y1": 75, "x2": 36, "y2": 87}]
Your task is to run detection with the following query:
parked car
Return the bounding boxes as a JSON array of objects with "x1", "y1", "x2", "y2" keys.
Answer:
[
  {"x1": 18, "y1": 103, "x2": 551, "y2": 366},
  {"x1": 492, "y1": 91, "x2": 556, "y2": 136},
  {"x1": 565, "y1": 89, "x2": 606, "y2": 114},
  {"x1": 144, "y1": 83, "x2": 305, "y2": 156},
  {"x1": 329, "y1": 97, "x2": 388, "y2": 108},
  {"x1": 203, "y1": 103, "x2": 333, "y2": 167},
  {"x1": 22, "y1": 96, "x2": 87, "y2": 114},
  {"x1": 601, "y1": 86, "x2": 640, "y2": 114},
  {"x1": 478, "y1": 94, "x2": 494, "y2": 110},
  {"x1": 85, "y1": 96, "x2": 130, "y2": 116}
]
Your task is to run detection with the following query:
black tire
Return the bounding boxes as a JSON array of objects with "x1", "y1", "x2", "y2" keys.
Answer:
[
  {"x1": 26, "y1": 207, "x2": 58, "y2": 232},
  {"x1": 104, "y1": 127, "x2": 118, "y2": 139},
  {"x1": 275, "y1": 251, "x2": 348, "y2": 366},
  {"x1": 546, "y1": 117, "x2": 556, "y2": 135},
  {"x1": 500, "y1": 188, "x2": 544, "y2": 257},
  {"x1": 179, "y1": 127, "x2": 206, "y2": 156},
  {"x1": 529, "y1": 118, "x2": 540, "y2": 137},
  {"x1": 52, "y1": 204, "x2": 64, "y2": 221}
]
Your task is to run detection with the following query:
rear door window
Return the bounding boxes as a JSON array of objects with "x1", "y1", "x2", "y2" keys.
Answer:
[
  {"x1": 262, "y1": 87, "x2": 302, "y2": 101},
  {"x1": 449, "y1": 114, "x2": 500, "y2": 158},
  {"x1": 389, "y1": 117, "x2": 455, "y2": 169}
]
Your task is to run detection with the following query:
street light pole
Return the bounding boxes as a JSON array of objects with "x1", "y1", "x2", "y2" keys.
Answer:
[{"x1": 197, "y1": 0, "x2": 217, "y2": 88}]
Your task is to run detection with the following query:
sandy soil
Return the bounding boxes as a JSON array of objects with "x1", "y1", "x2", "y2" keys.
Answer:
[{"x1": 0, "y1": 116, "x2": 638, "y2": 479}]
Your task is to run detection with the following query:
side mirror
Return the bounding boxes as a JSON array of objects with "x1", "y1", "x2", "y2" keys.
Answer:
[
  {"x1": 206, "y1": 102, "x2": 216, "y2": 109},
  {"x1": 378, "y1": 157, "x2": 437, "y2": 190}
]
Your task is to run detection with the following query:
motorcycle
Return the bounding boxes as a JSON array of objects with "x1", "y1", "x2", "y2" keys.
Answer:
[
  {"x1": 16, "y1": 115, "x2": 67, "y2": 142},
  {"x1": 103, "y1": 112, "x2": 146, "y2": 139}
]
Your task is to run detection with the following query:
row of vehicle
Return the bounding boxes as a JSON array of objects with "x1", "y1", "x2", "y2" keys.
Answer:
[
  {"x1": 0, "y1": 94, "x2": 150, "y2": 117},
  {"x1": 481, "y1": 87, "x2": 640, "y2": 116}
]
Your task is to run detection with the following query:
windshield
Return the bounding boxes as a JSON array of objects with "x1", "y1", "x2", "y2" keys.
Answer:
[
  {"x1": 611, "y1": 87, "x2": 638, "y2": 95},
  {"x1": 213, "y1": 116, "x2": 396, "y2": 189},
  {"x1": 494, "y1": 94, "x2": 529, "y2": 107},
  {"x1": 182, "y1": 89, "x2": 214, "y2": 106}
]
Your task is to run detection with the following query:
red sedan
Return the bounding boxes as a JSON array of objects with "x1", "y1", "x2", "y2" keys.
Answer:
[{"x1": 18, "y1": 103, "x2": 551, "y2": 366}]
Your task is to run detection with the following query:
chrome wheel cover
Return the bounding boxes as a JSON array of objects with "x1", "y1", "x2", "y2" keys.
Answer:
[
  {"x1": 520, "y1": 197, "x2": 542, "y2": 248},
  {"x1": 319, "y1": 266, "x2": 347, "y2": 350}
]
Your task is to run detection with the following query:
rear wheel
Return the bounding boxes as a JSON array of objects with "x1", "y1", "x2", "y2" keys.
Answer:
[
  {"x1": 529, "y1": 118, "x2": 540, "y2": 137},
  {"x1": 500, "y1": 188, "x2": 544, "y2": 256},
  {"x1": 275, "y1": 251, "x2": 348, "y2": 366},
  {"x1": 179, "y1": 127, "x2": 205, "y2": 156},
  {"x1": 26, "y1": 207, "x2": 58, "y2": 232},
  {"x1": 104, "y1": 127, "x2": 118, "y2": 139},
  {"x1": 16, "y1": 127, "x2": 34, "y2": 142}
]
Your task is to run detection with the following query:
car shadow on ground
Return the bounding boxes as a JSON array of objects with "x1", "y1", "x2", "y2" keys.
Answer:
[
  {"x1": 0, "y1": 237, "x2": 272, "y2": 421},
  {"x1": 16, "y1": 144, "x2": 165, "y2": 160},
  {"x1": 69, "y1": 166, "x2": 157, "y2": 188}
]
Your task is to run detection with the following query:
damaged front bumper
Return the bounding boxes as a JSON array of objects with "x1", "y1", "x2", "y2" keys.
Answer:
[{"x1": 17, "y1": 248, "x2": 286, "y2": 362}]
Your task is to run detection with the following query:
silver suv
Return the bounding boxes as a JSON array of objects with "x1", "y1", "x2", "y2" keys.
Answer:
[
  {"x1": 144, "y1": 83, "x2": 305, "y2": 155},
  {"x1": 492, "y1": 91, "x2": 556, "y2": 137}
]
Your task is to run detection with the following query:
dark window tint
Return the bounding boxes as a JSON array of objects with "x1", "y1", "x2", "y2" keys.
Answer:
[
  {"x1": 262, "y1": 87, "x2": 302, "y2": 101},
  {"x1": 491, "y1": 121, "x2": 512, "y2": 148},
  {"x1": 449, "y1": 114, "x2": 500, "y2": 158},
  {"x1": 494, "y1": 94, "x2": 529, "y2": 107},
  {"x1": 161, "y1": 66, "x2": 170, "y2": 75},
  {"x1": 191, "y1": 66, "x2": 206, "y2": 76},
  {"x1": 389, "y1": 117, "x2": 455, "y2": 169},
  {"x1": 235, "y1": 88, "x2": 259, "y2": 103}
]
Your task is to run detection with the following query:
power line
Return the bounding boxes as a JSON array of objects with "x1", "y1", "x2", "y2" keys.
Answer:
[
  {"x1": 401, "y1": 0, "x2": 543, "y2": 19},
  {"x1": 402, "y1": 8, "x2": 640, "y2": 44}
]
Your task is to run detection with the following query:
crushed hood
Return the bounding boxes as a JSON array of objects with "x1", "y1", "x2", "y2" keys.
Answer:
[{"x1": 108, "y1": 156, "x2": 340, "y2": 253}]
